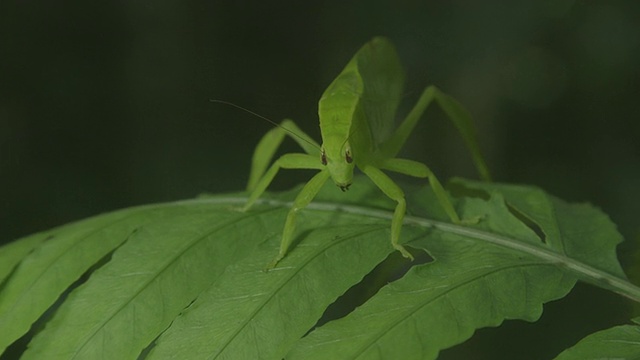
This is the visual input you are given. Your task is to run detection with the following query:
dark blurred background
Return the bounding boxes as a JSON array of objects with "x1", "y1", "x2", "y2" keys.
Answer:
[{"x1": 1, "y1": 0, "x2": 639, "y2": 358}]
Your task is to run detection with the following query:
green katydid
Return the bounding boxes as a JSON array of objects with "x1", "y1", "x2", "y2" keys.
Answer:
[{"x1": 241, "y1": 37, "x2": 491, "y2": 269}]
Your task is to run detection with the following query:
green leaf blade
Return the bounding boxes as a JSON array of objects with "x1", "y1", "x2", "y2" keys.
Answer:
[
  {"x1": 0, "y1": 207, "x2": 151, "y2": 353},
  {"x1": 554, "y1": 319, "x2": 640, "y2": 359},
  {"x1": 453, "y1": 178, "x2": 630, "y2": 302},
  {"x1": 1, "y1": 177, "x2": 634, "y2": 358},
  {"x1": 286, "y1": 194, "x2": 579, "y2": 359},
  {"x1": 21, "y1": 205, "x2": 271, "y2": 360},
  {"x1": 0, "y1": 232, "x2": 48, "y2": 285},
  {"x1": 149, "y1": 223, "x2": 396, "y2": 360}
]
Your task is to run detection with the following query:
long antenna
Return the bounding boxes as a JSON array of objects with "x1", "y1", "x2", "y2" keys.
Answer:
[{"x1": 210, "y1": 99, "x2": 320, "y2": 150}]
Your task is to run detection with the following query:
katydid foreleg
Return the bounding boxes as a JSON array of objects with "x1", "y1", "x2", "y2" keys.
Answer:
[
  {"x1": 247, "y1": 119, "x2": 320, "y2": 191},
  {"x1": 267, "y1": 169, "x2": 331, "y2": 269},
  {"x1": 242, "y1": 153, "x2": 322, "y2": 211},
  {"x1": 243, "y1": 152, "x2": 328, "y2": 269}
]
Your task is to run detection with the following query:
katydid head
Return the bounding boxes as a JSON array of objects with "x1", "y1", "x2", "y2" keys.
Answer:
[{"x1": 321, "y1": 142, "x2": 355, "y2": 192}]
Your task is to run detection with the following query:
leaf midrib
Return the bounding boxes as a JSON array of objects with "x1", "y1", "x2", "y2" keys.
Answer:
[{"x1": 203, "y1": 196, "x2": 640, "y2": 303}]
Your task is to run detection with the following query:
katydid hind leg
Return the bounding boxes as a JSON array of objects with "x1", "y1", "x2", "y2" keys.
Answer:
[
  {"x1": 433, "y1": 89, "x2": 492, "y2": 182},
  {"x1": 379, "y1": 85, "x2": 491, "y2": 182},
  {"x1": 360, "y1": 165, "x2": 414, "y2": 261}
]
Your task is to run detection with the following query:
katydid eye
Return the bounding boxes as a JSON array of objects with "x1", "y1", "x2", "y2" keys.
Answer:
[
  {"x1": 345, "y1": 151, "x2": 353, "y2": 164},
  {"x1": 321, "y1": 150, "x2": 327, "y2": 165}
]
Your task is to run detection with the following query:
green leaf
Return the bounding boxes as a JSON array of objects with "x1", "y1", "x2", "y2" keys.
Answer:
[
  {"x1": 286, "y1": 186, "x2": 578, "y2": 359},
  {"x1": 553, "y1": 318, "x2": 640, "y2": 359},
  {"x1": 21, "y1": 203, "x2": 274, "y2": 359},
  {"x1": 452, "y1": 178, "x2": 632, "y2": 299},
  {"x1": 0, "y1": 177, "x2": 636, "y2": 359},
  {"x1": 0, "y1": 206, "x2": 150, "y2": 353},
  {"x1": 0, "y1": 232, "x2": 48, "y2": 285},
  {"x1": 147, "y1": 224, "x2": 396, "y2": 359},
  {"x1": 453, "y1": 178, "x2": 625, "y2": 277}
]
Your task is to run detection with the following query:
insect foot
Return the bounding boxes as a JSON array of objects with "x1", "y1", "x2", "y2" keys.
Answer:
[
  {"x1": 393, "y1": 243, "x2": 415, "y2": 262},
  {"x1": 456, "y1": 214, "x2": 484, "y2": 225},
  {"x1": 264, "y1": 255, "x2": 284, "y2": 272},
  {"x1": 227, "y1": 204, "x2": 250, "y2": 213}
]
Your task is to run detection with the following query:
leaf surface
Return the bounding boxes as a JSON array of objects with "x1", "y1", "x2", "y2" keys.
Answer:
[
  {"x1": 0, "y1": 177, "x2": 634, "y2": 359},
  {"x1": 0, "y1": 206, "x2": 159, "y2": 353},
  {"x1": 286, "y1": 187, "x2": 579, "y2": 359},
  {"x1": 554, "y1": 318, "x2": 640, "y2": 359},
  {"x1": 22, "y1": 204, "x2": 276, "y2": 359}
]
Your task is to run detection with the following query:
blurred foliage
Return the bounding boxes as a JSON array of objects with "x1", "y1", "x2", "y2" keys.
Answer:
[{"x1": 1, "y1": 1, "x2": 639, "y2": 359}]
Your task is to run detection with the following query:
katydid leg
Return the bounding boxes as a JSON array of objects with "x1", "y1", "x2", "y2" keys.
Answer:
[
  {"x1": 360, "y1": 165, "x2": 414, "y2": 261},
  {"x1": 380, "y1": 158, "x2": 461, "y2": 223},
  {"x1": 267, "y1": 169, "x2": 331, "y2": 269},
  {"x1": 379, "y1": 86, "x2": 491, "y2": 181},
  {"x1": 243, "y1": 153, "x2": 322, "y2": 211},
  {"x1": 248, "y1": 119, "x2": 321, "y2": 191}
]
